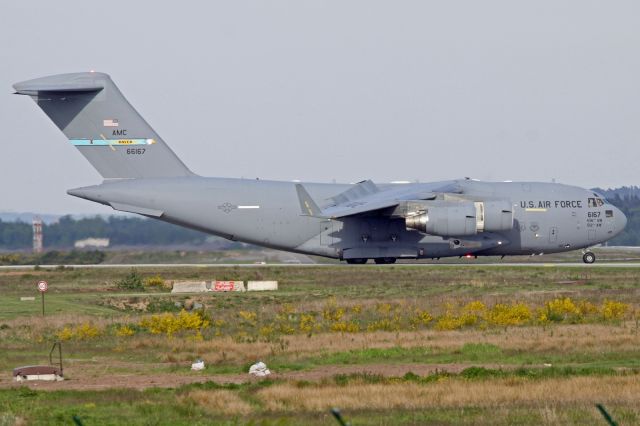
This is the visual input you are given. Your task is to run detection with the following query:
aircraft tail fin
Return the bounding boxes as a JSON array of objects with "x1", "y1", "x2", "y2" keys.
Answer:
[{"x1": 13, "y1": 72, "x2": 193, "y2": 179}]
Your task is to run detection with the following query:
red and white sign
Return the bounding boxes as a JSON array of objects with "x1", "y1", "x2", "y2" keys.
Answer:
[
  {"x1": 37, "y1": 281, "x2": 48, "y2": 292},
  {"x1": 214, "y1": 281, "x2": 236, "y2": 291}
]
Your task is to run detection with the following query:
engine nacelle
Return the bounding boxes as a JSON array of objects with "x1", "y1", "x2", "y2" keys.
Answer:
[
  {"x1": 404, "y1": 199, "x2": 513, "y2": 236},
  {"x1": 477, "y1": 200, "x2": 513, "y2": 232},
  {"x1": 405, "y1": 201, "x2": 477, "y2": 236}
]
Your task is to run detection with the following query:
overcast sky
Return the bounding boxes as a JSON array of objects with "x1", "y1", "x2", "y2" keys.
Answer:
[{"x1": 1, "y1": 1, "x2": 639, "y2": 214}]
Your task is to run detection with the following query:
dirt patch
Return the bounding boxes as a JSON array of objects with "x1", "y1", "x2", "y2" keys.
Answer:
[
  {"x1": 0, "y1": 271, "x2": 34, "y2": 276},
  {"x1": 102, "y1": 297, "x2": 150, "y2": 312}
]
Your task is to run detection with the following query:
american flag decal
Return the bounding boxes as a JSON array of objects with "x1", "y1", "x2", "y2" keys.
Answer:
[{"x1": 103, "y1": 119, "x2": 119, "y2": 127}]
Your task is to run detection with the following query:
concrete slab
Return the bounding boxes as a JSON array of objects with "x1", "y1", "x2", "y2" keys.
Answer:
[
  {"x1": 247, "y1": 281, "x2": 278, "y2": 291},
  {"x1": 171, "y1": 281, "x2": 208, "y2": 293}
]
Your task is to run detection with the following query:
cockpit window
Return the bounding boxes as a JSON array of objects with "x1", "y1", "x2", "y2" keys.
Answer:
[
  {"x1": 591, "y1": 192, "x2": 610, "y2": 205},
  {"x1": 588, "y1": 197, "x2": 605, "y2": 208}
]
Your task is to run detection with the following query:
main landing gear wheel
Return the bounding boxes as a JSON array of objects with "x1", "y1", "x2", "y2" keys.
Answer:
[
  {"x1": 346, "y1": 258, "x2": 368, "y2": 265},
  {"x1": 582, "y1": 252, "x2": 596, "y2": 264},
  {"x1": 374, "y1": 257, "x2": 397, "y2": 264}
]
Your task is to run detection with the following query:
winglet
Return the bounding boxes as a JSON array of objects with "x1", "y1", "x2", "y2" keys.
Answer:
[{"x1": 295, "y1": 184, "x2": 323, "y2": 217}]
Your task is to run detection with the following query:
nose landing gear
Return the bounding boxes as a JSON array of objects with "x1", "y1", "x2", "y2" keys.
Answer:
[{"x1": 582, "y1": 251, "x2": 596, "y2": 264}]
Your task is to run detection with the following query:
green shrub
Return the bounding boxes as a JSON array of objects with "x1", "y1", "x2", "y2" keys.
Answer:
[
  {"x1": 461, "y1": 366, "x2": 505, "y2": 380},
  {"x1": 147, "y1": 299, "x2": 181, "y2": 313},
  {"x1": 117, "y1": 270, "x2": 144, "y2": 291}
]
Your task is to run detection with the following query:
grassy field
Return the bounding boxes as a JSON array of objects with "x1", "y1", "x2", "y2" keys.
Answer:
[{"x1": 1, "y1": 264, "x2": 640, "y2": 425}]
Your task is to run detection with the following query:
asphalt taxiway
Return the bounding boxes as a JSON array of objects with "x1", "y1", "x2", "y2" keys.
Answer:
[{"x1": 1, "y1": 262, "x2": 640, "y2": 269}]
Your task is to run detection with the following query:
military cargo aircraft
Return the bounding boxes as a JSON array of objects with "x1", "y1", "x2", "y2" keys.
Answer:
[{"x1": 13, "y1": 72, "x2": 627, "y2": 264}]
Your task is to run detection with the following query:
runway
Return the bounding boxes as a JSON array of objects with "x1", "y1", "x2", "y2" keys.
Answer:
[{"x1": 2, "y1": 262, "x2": 640, "y2": 269}]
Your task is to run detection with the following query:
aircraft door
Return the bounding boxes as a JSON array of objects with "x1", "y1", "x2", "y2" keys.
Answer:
[
  {"x1": 605, "y1": 209, "x2": 615, "y2": 234},
  {"x1": 549, "y1": 227, "x2": 558, "y2": 243}
]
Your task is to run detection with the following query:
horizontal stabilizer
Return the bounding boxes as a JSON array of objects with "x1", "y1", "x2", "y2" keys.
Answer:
[
  {"x1": 13, "y1": 73, "x2": 105, "y2": 95},
  {"x1": 110, "y1": 202, "x2": 164, "y2": 217}
]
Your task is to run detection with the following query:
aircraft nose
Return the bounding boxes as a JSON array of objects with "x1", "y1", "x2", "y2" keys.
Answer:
[{"x1": 615, "y1": 207, "x2": 627, "y2": 235}]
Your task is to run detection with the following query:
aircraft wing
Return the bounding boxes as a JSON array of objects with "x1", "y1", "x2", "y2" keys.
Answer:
[
  {"x1": 322, "y1": 198, "x2": 405, "y2": 218},
  {"x1": 295, "y1": 180, "x2": 442, "y2": 219}
]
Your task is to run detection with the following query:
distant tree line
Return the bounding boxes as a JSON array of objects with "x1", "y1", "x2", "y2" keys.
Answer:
[
  {"x1": 0, "y1": 216, "x2": 210, "y2": 250},
  {"x1": 593, "y1": 186, "x2": 640, "y2": 246},
  {"x1": 0, "y1": 250, "x2": 106, "y2": 265}
]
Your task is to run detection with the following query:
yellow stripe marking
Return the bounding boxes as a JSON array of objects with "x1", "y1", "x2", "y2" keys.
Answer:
[{"x1": 526, "y1": 208, "x2": 547, "y2": 212}]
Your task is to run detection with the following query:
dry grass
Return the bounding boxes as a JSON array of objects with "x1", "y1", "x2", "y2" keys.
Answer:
[
  {"x1": 3, "y1": 317, "x2": 638, "y2": 374},
  {"x1": 257, "y1": 375, "x2": 640, "y2": 412},
  {"x1": 169, "y1": 323, "x2": 640, "y2": 365},
  {"x1": 0, "y1": 314, "x2": 125, "y2": 344},
  {"x1": 62, "y1": 322, "x2": 636, "y2": 368},
  {"x1": 0, "y1": 413, "x2": 27, "y2": 426},
  {"x1": 183, "y1": 389, "x2": 252, "y2": 416},
  {"x1": 1, "y1": 313, "x2": 123, "y2": 331}
]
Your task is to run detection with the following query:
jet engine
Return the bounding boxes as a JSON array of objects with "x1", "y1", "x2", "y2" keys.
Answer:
[
  {"x1": 404, "y1": 200, "x2": 513, "y2": 237},
  {"x1": 405, "y1": 201, "x2": 477, "y2": 236}
]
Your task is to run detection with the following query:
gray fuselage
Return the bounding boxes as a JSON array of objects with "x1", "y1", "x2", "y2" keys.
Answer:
[{"x1": 69, "y1": 177, "x2": 627, "y2": 260}]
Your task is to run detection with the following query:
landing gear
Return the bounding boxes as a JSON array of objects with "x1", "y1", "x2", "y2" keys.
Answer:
[
  {"x1": 346, "y1": 258, "x2": 368, "y2": 265},
  {"x1": 374, "y1": 257, "x2": 397, "y2": 264},
  {"x1": 582, "y1": 251, "x2": 596, "y2": 264}
]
